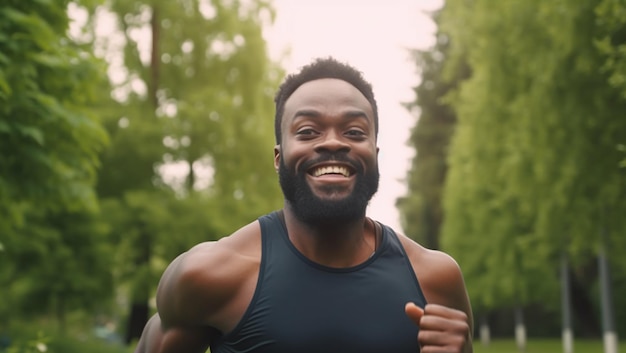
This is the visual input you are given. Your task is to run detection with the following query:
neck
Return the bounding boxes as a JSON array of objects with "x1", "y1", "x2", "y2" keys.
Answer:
[{"x1": 281, "y1": 207, "x2": 378, "y2": 268}]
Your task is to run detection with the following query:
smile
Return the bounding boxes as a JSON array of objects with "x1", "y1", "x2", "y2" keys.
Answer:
[{"x1": 311, "y1": 165, "x2": 352, "y2": 177}]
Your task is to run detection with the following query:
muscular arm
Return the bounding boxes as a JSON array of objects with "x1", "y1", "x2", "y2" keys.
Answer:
[
  {"x1": 134, "y1": 314, "x2": 211, "y2": 353},
  {"x1": 402, "y1": 238, "x2": 474, "y2": 353},
  {"x1": 133, "y1": 248, "x2": 215, "y2": 353},
  {"x1": 133, "y1": 223, "x2": 262, "y2": 353}
]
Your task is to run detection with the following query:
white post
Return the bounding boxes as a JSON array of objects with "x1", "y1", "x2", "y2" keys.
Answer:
[
  {"x1": 479, "y1": 315, "x2": 490, "y2": 346},
  {"x1": 561, "y1": 252, "x2": 574, "y2": 353},
  {"x1": 514, "y1": 306, "x2": 526, "y2": 353}
]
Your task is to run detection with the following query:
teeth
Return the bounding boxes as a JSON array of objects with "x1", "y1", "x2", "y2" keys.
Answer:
[{"x1": 313, "y1": 166, "x2": 350, "y2": 177}]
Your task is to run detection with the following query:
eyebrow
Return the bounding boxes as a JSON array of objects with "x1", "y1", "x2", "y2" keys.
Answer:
[{"x1": 292, "y1": 109, "x2": 370, "y2": 121}]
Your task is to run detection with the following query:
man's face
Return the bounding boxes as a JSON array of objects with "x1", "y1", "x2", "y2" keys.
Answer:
[{"x1": 274, "y1": 78, "x2": 379, "y2": 225}]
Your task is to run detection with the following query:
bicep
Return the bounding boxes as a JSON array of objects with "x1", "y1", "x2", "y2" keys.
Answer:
[
  {"x1": 134, "y1": 313, "x2": 211, "y2": 353},
  {"x1": 156, "y1": 245, "x2": 216, "y2": 324},
  {"x1": 419, "y1": 252, "x2": 474, "y2": 331},
  {"x1": 446, "y1": 261, "x2": 474, "y2": 333},
  {"x1": 155, "y1": 243, "x2": 241, "y2": 334}
]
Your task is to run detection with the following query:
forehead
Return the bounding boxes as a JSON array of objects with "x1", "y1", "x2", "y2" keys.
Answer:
[{"x1": 282, "y1": 78, "x2": 374, "y2": 126}]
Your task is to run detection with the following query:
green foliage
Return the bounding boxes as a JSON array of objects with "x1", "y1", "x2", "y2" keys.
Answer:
[
  {"x1": 1, "y1": 322, "x2": 129, "y2": 353},
  {"x1": 95, "y1": 0, "x2": 283, "y2": 217},
  {"x1": 99, "y1": 191, "x2": 225, "y2": 302},
  {"x1": 0, "y1": 0, "x2": 113, "y2": 338},
  {"x1": 398, "y1": 10, "x2": 469, "y2": 250},
  {"x1": 595, "y1": 0, "x2": 626, "y2": 98},
  {"x1": 3, "y1": 331, "x2": 49, "y2": 353},
  {"x1": 1, "y1": 0, "x2": 285, "y2": 346},
  {"x1": 0, "y1": 0, "x2": 108, "y2": 222},
  {"x1": 82, "y1": 0, "x2": 284, "y2": 340},
  {"x1": 1, "y1": 207, "x2": 115, "y2": 332},
  {"x1": 47, "y1": 335, "x2": 128, "y2": 353},
  {"x1": 435, "y1": 0, "x2": 626, "y2": 316}
]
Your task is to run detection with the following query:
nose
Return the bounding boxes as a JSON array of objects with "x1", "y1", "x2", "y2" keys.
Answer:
[{"x1": 314, "y1": 130, "x2": 350, "y2": 153}]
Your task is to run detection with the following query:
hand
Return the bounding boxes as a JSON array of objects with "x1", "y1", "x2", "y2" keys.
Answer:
[{"x1": 405, "y1": 302, "x2": 471, "y2": 353}]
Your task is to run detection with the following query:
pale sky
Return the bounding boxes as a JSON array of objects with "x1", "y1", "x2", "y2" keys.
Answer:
[{"x1": 264, "y1": 0, "x2": 443, "y2": 232}]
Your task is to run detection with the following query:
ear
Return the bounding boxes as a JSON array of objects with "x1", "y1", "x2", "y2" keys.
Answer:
[{"x1": 273, "y1": 144, "x2": 281, "y2": 172}]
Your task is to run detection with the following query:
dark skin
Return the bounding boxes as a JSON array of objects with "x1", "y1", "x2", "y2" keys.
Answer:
[{"x1": 134, "y1": 78, "x2": 474, "y2": 353}]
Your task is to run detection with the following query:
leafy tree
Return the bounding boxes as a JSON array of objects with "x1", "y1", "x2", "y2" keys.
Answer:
[
  {"x1": 5, "y1": 208, "x2": 114, "y2": 331},
  {"x1": 0, "y1": 0, "x2": 111, "y2": 333},
  {"x1": 0, "y1": 0, "x2": 108, "y2": 238},
  {"x1": 80, "y1": 0, "x2": 284, "y2": 342},
  {"x1": 398, "y1": 10, "x2": 469, "y2": 251},
  {"x1": 439, "y1": 0, "x2": 626, "y2": 338}
]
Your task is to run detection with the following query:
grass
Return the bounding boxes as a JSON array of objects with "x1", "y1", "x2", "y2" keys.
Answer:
[
  {"x1": 48, "y1": 339, "x2": 129, "y2": 353},
  {"x1": 5, "y1": 334, "x2": 625, "y2": 353},
  {"x1": 0, "y1": 336, "x2": 129, "y2": 353},
  {"x1": 49, "y1": 339, "x2": 626, "y2": 353},
  {"x1": 1, "y1": 325, "x2": 128, "y2": 353},
  {"x1": 474, "y1": 339, "x2": 626, "y2": 353},
  {"x1": 93, "y1": 338, "x2": 626, "y2": 353}
]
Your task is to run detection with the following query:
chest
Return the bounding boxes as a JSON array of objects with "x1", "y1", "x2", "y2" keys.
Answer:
[{"x1": 214, "y1": 251, "x2": 425, "y2": 353}]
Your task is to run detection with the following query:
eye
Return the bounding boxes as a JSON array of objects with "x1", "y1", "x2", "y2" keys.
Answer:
[
  {"x1": 345, "y1": 129, "x2": 367, "y2": 139},
  {"x1": 296, "y1": 127, "x2": 318, "y2": 137}
]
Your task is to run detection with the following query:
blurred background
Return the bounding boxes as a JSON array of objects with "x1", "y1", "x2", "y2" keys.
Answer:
[{"x1": 1, "y1": 0, "x2": 625, "y2": 352}]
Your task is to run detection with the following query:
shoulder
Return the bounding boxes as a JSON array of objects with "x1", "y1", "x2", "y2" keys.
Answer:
[
  {"x1": 386, "y1": 227, "x2": 474, "y2": 339},
  {"x1": 392, "y1": 230, "x2": 470, "y2": 311},
  {"x1": 156, "y1": 219, "x2": 263, "y2": 330},
  {"x1": 388, "y1": 228, "x2": 460, "y2": 274}
]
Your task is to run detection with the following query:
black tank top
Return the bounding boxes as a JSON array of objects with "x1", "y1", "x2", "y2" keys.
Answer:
[{"x1": 210, "y1": 211, "x2": 427, "y2": 353}]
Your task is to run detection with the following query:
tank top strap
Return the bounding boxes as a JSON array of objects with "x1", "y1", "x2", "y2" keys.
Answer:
[
  {"x1": 375, "y1": 221, "x2": 428, "y2": 305},
  {"x1": 258, "y1": 210, "x2": 289, "y2": 263}
]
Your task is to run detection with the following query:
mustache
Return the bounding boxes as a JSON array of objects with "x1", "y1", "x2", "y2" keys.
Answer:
[{"x1": 297, "y1": 152, "x2": 362, "y2": 174}]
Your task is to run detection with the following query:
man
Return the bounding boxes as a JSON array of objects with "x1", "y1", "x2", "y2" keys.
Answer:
[{"x1": 134, "y1": 57, "x2": 473, "y2": 353}]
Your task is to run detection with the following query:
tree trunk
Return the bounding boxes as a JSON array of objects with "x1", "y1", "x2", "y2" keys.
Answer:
[
  {"x1": 599, "y1": 232, "x2": 618, "y2": 353},
  {"x1": 125, "y1": 5, "x2": 161, "y2": 345},
  {"x1": 54, "y1": 294, "x2": 66, "y2": 335},
  {"x1": 187, "y1": 158, "x2": 196, "y2": 192},
  {"x1": 561, "y1": 252, "x2": 574, "y2": 353},
  {"x1": 570, "y1": 267, "x2": 601, "y2": 336},
  {"x1": 125, "y1": 222, "x2": 153, "y2": 344},
  {"x1": 479, "y1": 314, "x2": 491, "y2": 347},
  {"x1": 126, "y1": 302, "x2": 150, "y2": 344},
  {"x1": 149, "y1": 5, "x2": 160, "y2": 108},
  {"x1": 514, "y1": 306, "x2": 526, "y2": 353}
]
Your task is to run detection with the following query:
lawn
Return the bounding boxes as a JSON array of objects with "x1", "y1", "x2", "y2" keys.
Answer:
[
  {"x1": 475, "y1": 339, "x2": 626, "y2": 353},
  {"x1": 55, "y1": 338, "x2": 626, "y2": 353},
  {"x1": 6, "y1": 336, "x2": 625, "y2": 353}
]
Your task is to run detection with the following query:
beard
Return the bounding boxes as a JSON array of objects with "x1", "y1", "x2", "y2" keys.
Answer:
[{"x1": 278, "y1": 152, "x2": 379, "y2": 226}]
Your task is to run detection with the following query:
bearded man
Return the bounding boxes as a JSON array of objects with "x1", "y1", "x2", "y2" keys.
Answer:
[{"x1": 134, "y1": 57, "x2": 474, "y2": 353}]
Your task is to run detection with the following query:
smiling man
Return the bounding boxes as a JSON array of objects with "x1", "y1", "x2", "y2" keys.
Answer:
[{"x1": 134, "y1": 57, "x2": 474, "y2": 353}]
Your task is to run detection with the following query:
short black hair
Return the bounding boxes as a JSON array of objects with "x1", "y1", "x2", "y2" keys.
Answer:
[{"x1": 273, "y1": 57, "x2": 379, "y2": 144}]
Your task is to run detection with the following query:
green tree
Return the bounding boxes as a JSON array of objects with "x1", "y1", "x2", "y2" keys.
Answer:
[
  {"x1": 0, "y1": 0, "x2": 111, "y2": 333},
  {"x1": 398, "y1": 10, "x2": 469, "y2": 251},
  {"x1": 0, "y1": 0, "x2": 108, "y2": 238},
  {"x1": 81, "y1": 0, "x2": 283, "y2": 342},
  {"x1": 6, "y1": 208, "x2": 114, "y2": 331},
  {"x1": 439, "y1": 0, "x2": 626, "y2": 339}
]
